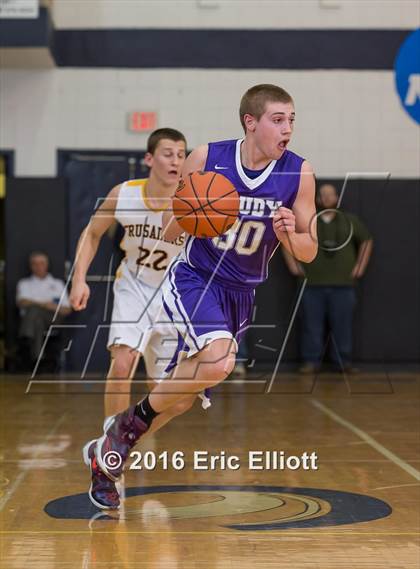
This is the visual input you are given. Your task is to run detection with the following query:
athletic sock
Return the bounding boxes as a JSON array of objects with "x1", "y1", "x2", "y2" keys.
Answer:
[{"x1": 134, "y1": 395, "x2": 159, "y2": 427}]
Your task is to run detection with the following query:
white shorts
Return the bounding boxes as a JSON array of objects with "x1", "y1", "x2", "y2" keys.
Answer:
[{"x1": 107, "y1": 262, "x2": 178, "y2": 381}]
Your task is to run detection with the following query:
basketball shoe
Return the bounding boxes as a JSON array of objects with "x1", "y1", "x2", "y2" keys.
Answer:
[
  {"x1": 95, "y1": 404, "x2": 148, "y2": 481},
  {"x1": 83, "y1": 440, "x2": 120, "y2": 510}
]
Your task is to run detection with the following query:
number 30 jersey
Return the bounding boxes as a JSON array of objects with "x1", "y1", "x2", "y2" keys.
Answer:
[
  {"x1": 115, "y1": 179, "x2": 185, "y2": 288},
  {"x1": 183, "y1": 139, "x2": 305, "y2": 291}
]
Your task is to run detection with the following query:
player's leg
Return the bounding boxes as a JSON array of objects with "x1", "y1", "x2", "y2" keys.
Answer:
[
  {"x1": 105, "y1": 262, "x2": 157, "y2": 418},
  {"x1": 105, "y1": 345, "x2": 140, "y2": 418},
  {"x1": 94, "y1": 280, "x2": 238, "y2": 480},
  {"x1": 102, "y1": 272, "x2": 203, "y2": 451},
  {"x1": 147, "y1": 336, "x2": 236, "y2": 413},
  {"x1": 85, "y1": 343, "x2": 141, "y2": 509},
  {"x1": 144, "y1": 308, "x2": 235, "y2": 414},
  {"x1": 145, "y1": 394, "x2": 197, "y2": 435},
  {"x1": 138, "y1": 337, "x2": 231, "y2": 431},
  {"x1": 141, "y1": 322, "x2": 199, "y2": 435},
  {"x1": 148, "y1": 258, "x2": 239, "y2": 413},
  {"x1": 85, "y1": 301, "x2": 237, "y2": 507},
  {"x1": 83, "y1": 343, "x2": 139, "y2": 509},
  {"x1": 94, "y1": 336, "x2": 235, "y2": 481},
  {"x1": 93, "y1": 261, "x2": 249, "y2": 482},
  {"x1": 84, "y1": 265, "x2": 146, "y2": 508},
  {"x1": 95, "y1": 319, "x2": 239, "y2": 479},
  {"x1": 142, "y1": 335, "x2": 234, "y2": 434}
]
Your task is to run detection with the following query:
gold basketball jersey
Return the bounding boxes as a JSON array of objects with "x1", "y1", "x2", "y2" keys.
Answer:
[{"x1": 115, "y1": 179, "x2": 185, "y2": 287}]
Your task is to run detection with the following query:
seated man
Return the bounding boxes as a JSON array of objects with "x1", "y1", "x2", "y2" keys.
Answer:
[{"x1": 16, "y1": 251, "x2": 71, "y2": 367}]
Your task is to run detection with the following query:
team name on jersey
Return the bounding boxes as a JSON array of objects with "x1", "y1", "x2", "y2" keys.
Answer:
[
  {"x1": 123, "y1": 223, "x2": 185, "y2": 246},
  {"x1": 239, "y1": 197, "x2": 283, "y2": 218}
]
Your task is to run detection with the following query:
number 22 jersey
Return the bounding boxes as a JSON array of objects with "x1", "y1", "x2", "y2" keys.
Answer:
[
  {"x1": 115, "y1": 179, "x2": 185, "y2": 288},
  {"x1": 182, "y1": 139, "x2": 305, "y2": 290}
]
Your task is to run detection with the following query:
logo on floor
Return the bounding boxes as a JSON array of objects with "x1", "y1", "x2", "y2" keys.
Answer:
[{"x1": 44, "y1": 485, "x2": 392, "y2": 530}]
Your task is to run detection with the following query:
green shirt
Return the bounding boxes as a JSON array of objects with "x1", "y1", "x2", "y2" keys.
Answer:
[{"x1": 303, "y1": 210, "x2": 371, "y2": 286}]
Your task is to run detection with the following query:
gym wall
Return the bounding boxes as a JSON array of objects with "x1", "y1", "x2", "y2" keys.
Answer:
[{"x1": 0, "y1": 1, "x2": 418, "y2": 178}]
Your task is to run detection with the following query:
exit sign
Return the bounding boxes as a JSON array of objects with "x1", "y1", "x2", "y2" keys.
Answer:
[{"x1": 128, "y1": 112, "x2": 157, "y2": 132}]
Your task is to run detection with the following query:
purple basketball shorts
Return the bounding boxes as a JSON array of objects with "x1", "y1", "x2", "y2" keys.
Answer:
[{"x1": 162, "y1": 258, "x2": 254, "y2": 373}]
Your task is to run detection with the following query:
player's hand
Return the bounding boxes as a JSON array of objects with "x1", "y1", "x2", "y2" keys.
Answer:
[
  {"x1": 273, "y1": 207, "x2": 296, "y2": 241},
  {"x1": 70, "y1": 280, "x2": 90, "y2": 311}
]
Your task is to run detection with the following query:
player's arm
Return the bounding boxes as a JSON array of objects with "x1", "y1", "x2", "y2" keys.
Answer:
[
  {"x1": 273, "y1": 160, "x2": 318, "y2": 263},
  {"x1": 162, "y1": 145, "x2": 209, "y2": 242},
  {"x1": 70, "y1": 184, "x2": 120, "y2": 310}
]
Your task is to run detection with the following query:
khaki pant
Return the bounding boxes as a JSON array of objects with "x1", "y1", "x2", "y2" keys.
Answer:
[{"x1": 19, "y1": 305, "x2": 62, "y2": 361}]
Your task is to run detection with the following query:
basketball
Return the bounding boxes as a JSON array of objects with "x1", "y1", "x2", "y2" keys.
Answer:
[{"x1": 172, "y1": 171, "x2": 239, "y2": 238}]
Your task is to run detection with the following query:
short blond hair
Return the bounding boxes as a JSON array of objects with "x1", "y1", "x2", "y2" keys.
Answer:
[{"x1": 239, "y1": 84, "x2": 294, "y2": 132}]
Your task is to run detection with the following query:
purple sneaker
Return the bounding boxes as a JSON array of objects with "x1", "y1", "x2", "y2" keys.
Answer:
[
  {"x1": 82, "y1": 440, "x2": 120, "y2": 510},
  {"x1": 95, "y1": 404, "x2": 148, "y2": 481}
]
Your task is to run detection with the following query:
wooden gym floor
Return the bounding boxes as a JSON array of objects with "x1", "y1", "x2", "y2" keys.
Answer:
[{"x1": 0, "y1": 370, "x2": 419, "y2": 568}]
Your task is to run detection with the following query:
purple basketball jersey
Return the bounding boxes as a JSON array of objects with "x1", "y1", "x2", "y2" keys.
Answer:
[{"x1": 184, "y1": 139, "x2": 305, "y2": 290}]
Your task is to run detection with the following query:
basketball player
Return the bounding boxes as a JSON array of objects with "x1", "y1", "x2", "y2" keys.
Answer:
[
  {"x1": 85, "y1": 84, "x2": 318, "y2": 509},
  {"x1": 70, "y1": 128, "x2": 197, "y2": 508}
]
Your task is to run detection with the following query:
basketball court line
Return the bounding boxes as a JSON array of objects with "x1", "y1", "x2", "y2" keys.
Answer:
[
  {"x1": 0, "y1": 414, "x2": 67, "y2": 512},
  {"x1": 0, "y1": 473, "x2": 26, "y2": 512},
  {"x1": 0, "y1": 531, "x2": 419, "y2": 536},
  {"x1": 371, "y1": 483, "x2": 420, "y2": 491},
  {"x1": 311, "y1": 400, "x2": 420, "y2": 481}
]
